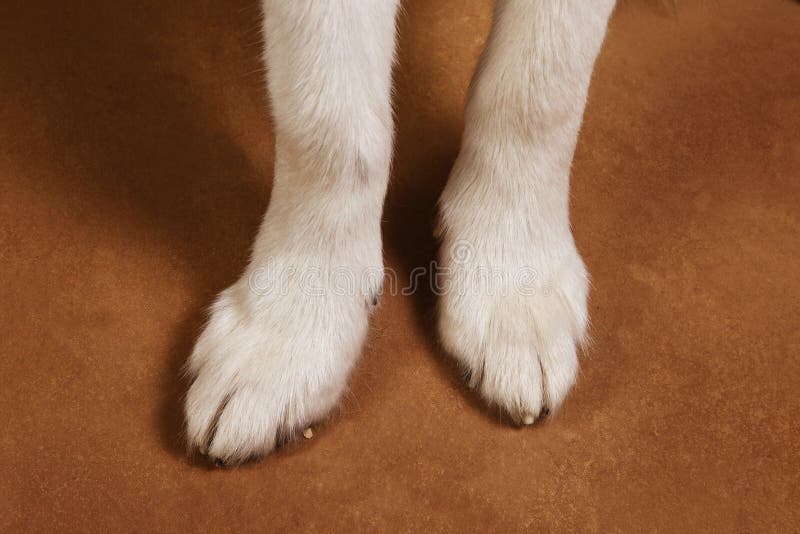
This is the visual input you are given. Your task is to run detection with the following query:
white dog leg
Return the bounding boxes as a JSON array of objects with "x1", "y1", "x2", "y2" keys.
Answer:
[
  {"x1": 185, "y1": 1, "x2": 399, "y2": 465},
  {"x1": 437, "y1": 1, "x2": 615, "y2": 423}
]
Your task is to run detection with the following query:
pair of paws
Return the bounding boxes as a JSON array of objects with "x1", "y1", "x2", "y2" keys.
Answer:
[{"x1": 185, "y1": 185, "x2": 588, "y2": 466}]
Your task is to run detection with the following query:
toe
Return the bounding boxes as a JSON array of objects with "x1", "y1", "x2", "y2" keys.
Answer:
[
  {"x1": 479, "y1": 345, "x2": 544, "y2": 423},
  {"x1": 206, "y1": 385, "x2": 279, "y2": 465},
  {"x1": 184, "y1": 366, "x2": 236, "y2": 452},
  {"x1": 539, "y1": 331, "x2": 579, "y2": 412}
]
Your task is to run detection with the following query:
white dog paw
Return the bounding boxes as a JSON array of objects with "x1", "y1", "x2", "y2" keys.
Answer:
[
  {"x1": 437, "y1": 165, "x2": 589, "y2": 423},
  {"x1": 184, "y1": 253, "x2": 379, "y2": 465},
  {"x1": 438, "y1": 236, "x2": 588, "y2": 423}
]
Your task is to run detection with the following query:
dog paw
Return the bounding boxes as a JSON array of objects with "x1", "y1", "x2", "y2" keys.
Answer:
[
  {"x1": 438, "y1": 236, "x2": 588, "y2": 423},
  {"x1": 184, "y1": 256, "x2": 378, "y2": 465},
  {"x1": 437, "y1": 162, "x2": 589, "y2": 423}
]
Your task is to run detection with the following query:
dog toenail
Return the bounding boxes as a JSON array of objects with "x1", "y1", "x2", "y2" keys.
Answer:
[{"x1": 522, "y1": 414, "x2": 535, "y2": 425}]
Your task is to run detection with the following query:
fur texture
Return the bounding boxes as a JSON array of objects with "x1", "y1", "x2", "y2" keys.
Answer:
[
  {"x1": 185, "y1": 0, "x2": 399, "y2": 465},
  {"x1": 185, "y1": 0, "x2": 615, "y2": 464},
  {"x1": 438, "y1": 0, "x2": 616, "y2": 422}
]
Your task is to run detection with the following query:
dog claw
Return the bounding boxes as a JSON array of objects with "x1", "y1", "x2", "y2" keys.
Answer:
[{"x1": 522, "y1": 414, "x2": 535, "y2": 425}]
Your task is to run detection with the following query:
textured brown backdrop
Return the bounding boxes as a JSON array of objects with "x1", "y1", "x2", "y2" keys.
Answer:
[{"x1": 2, "y1": 0, "x2": 799, "y2": 531}]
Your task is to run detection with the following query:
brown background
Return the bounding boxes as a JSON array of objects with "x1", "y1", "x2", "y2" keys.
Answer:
[{"x1": 2, "y1": 0, "x2": 799, "y2": 531}]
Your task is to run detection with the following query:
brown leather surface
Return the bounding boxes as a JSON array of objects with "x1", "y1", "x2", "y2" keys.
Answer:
[{"x1": 2, "y1": 0, "x2": 799, "y2": 531}]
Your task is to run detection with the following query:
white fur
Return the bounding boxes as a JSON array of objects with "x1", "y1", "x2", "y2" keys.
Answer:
[
  {"x1": 438, "y1": 0, "x2": 615, "y2": 422},
  {"x1": 185, "y1": 0, "x2": 399, "y2": 465},
  {"x1": 184, "y1": 0, "x2": 615, "y2": 463}
]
